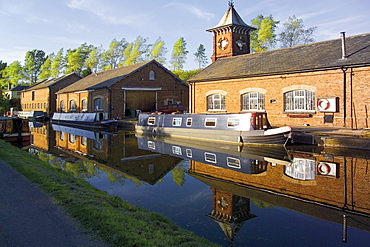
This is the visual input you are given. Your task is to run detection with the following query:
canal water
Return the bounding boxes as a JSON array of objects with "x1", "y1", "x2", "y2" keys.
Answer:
[{"x1": 28, "y1": 122, "x2": 370, "y2": 246}]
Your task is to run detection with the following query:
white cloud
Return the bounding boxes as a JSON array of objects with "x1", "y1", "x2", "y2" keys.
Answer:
[
  {"x1": 66, "y1": 0, "x2": 150, "y2": 26},
  {"x1": 164, "y1": 2, "x2": 214, "y2": 22}
]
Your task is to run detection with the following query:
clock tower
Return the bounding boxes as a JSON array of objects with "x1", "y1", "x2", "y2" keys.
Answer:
[{"x1": 207, "y1": 1, "x2": 256, "y2": 62}]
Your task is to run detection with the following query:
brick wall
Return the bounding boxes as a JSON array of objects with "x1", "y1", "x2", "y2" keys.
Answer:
[{"x1": 191, "y1": 66, "x2": 370, "y2": 128}]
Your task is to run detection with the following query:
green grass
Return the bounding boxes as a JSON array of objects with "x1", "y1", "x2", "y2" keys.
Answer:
[{"x1": 0, "y1": 140, "x2": 219, "y2": 247}]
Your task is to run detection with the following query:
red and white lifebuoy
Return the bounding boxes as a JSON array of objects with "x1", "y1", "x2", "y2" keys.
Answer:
[
  {"x1": 317, "y1": 98, "x2": 330, "y2": 111},
  {"x1": 317, "y1": 163, "x2": 331, "y2": 175}
]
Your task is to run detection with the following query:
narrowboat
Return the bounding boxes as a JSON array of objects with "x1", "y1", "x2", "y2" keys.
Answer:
[
  {"x1": 136, "y1": 112, "x2": 292, "y2": 145},
  {"x1": 51, "y1": 113, "x2": 118, "y2": 129},
  {"x1": 137, "y1": 135, "x2": 293, "y2": 174},
  {"x1": 0, "y1": 117, "x2": 31, "y2": 148}
]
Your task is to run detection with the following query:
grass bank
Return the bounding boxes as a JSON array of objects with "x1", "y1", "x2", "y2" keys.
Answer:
[{"x1": 0, "y1": 140, "x2": 219, "y2": 247}]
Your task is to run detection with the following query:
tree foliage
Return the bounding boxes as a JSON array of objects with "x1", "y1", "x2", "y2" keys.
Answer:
[
  {"x1": 122, "y1": 36, "x2": 149, "y2": 66},
  {"x1": 170, "y1": 37, "x2": 188, "y2": 71},
  {"x1": 50, "y1": 48, "x2": 64, "y2": 78},
  {"x1": 279, "y1": 15, "x2": 317, "y2": 48},
  {"x1": 250, "y1": 15, "x2": 279, "y2": 52},
  {"x1": 23, "y1": 49, "x2": 47, "y2": 84},
  {"x1": 149, "y1": 37, "x2": 167, "y2": 64},
  {"x1": 194, "y1": 44, "x2": 208, "y2": 69},
  {"x1": 0, "y1": 61, "x2": 24, "y2": 88},
  {"x1": 172, "y1": 69, "x2": 201, "y2": 82},
  {"x1": 101, "y1": 38, "x2": 128, "y2": 70},
  {"x1": 39, "y1": 55, "x2": 52, "y2": 81}
]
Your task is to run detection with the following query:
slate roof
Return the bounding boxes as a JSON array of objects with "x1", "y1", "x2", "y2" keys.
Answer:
[
  {"x1": 57, "y1": 60, "x2": 184, "y2": 94},
  {"x1": 25, "y1": 73, "x2": 81, "y2": 91},
  {"x1": 207, "y1": 3, "x2": 255, "y2": 32},
  {"x1": 188, "y1": 33, "x2": 370, "y2": 82},
  {"x1": 10, "y1": 85, "x2": 29, "y2": 91}
]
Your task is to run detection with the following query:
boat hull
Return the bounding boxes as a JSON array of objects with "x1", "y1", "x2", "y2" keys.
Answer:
[
  {"x1": 51, "y1": 113, "x2": 118, "y2": 129},
  {"x1": 136, "y1": 113, "x2": 292, "y2": 145}
]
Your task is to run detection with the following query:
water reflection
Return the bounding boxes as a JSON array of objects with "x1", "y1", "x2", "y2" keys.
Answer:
[{"x1": 28, "y1": 122, "x2": 370, "y2": 246}]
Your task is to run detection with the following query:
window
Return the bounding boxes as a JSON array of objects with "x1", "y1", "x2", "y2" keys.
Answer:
[
  {"x1": 186, "y1": 118, "x2": 192, "y2": 127},
  {"x1": 60, "y1": 132, "x2": 64, "y2": 141},
  {"x1": 70, "y1": 100, "x2": 76, "y2": 112},
  {"x1": 94, "y1": 98, "x2": 103, "y2": 111},
  {"x1": 147, "y1": 141, "x2": 156, "y2": 149},
  {"x1": 172, "y1": 118, "x2": 182, "y2": 126},
  {"x1": 227, "y1": 118, "x2": 240, "y2": 128},
  {"x1": 227, "y1": 157, "x2": 241, "y2": 169},
  {"x1": 284, "y1": 90, "x2": 315, "y2": 112},
  {"x1": 285, "y1": 158, "x2": 315, "y2": 180},
  {"x1": 81, "y1": 99, "x2": 87, "y2": 112},
  {"x1": 149, "y1": 70, "x2": 156, "y2": 80},
  {"x1": 172, "y1": 146, "x2": 182, "y2": 155},
  {"x1": 69, "y1": 134, "x2": 76, "y2": 143},
  {"x1": 164, "y1": 98, "x2": 175, "y2": 105},
  {"x1": 204, "y1": 152, "x2": 217, "y2": 163},
  {"x1": 186, "y1": 149, "x2": 192, "y2": 158},
  {"x1": 205, "y1": 118, "x2": 217, "y2": 127},
  {"x1": 81, "y1": 137, "x2": 87, "y2": 146},
  {"x1": 44, "y1": 102, "x2": 47, "y2": 109},
  {"x1": 148, "y1": 117, "x2": 156, "y2": 125},
  {"x1": 207, "y1": 94, "x2": 225, "y2": 111},
  {"x1": 32, "y1": 91, "x2": 35, "y2": 101},
  {"x1": 60, "y1": 101, "x2": 65, "y2": 112},
  {"x1": 242, "y1": 92, "x2": 265, "y2": 111}
]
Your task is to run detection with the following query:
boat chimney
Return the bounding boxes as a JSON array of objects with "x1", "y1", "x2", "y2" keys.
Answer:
[{"x1": 341, "y1": 32, "x2": 347, "y2": 59}]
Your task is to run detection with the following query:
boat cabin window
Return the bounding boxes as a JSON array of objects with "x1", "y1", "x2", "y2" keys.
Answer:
[
  {"x1": 205, "y1": 118, "x2": 217, "y2": 127},
  {"x1": 227, "y1": 157, "x2": 241, "y2": 169},
  {"x1": 148, "y1": 117, "x2": 156, "y2": 125},
  {"x1": 186, "y1": 118, "x2": 192, "y2": 127},
  {"x1": 172, "y1": 146, "x2": 182, "y2": 155},
  {"x1": 81, "y1": 137, "x2": 87, "y2": 146},
  {"x1": 227, "y1": 118, "x2": 240, "y2": 128},
  {"x1": 172, "y1": 118, "x2": 182, "y2": 126},
  {"x1": 186, "y1": 149, "x2": 192, "y2": 158},
  {"x1": 204, "y1": 152, "x2": 216, "y2": 163},
  {"x1": 147, "y1": 141, "x2": 155, "y2": 150}
]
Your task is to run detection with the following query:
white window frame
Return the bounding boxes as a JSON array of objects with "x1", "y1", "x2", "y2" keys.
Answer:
[
  {"x1": 149, "y1": 70, "x2": 156, "y2": 80},
  {"x1": 207, "y1": 94, "x2": 226, "y2": 111},
  {"x1": 148, "y1": 117, "x2": 156, "y2": 125},
  {"x1": 94, "y1": 98, "x2": 104, "y2": 111},
  {"x1": 284, "y1": 90, "x2": 315, "y2": 112},
  {"x1": 241, "y1": 92, "x2": 265, "y2": 111},
  {"x1": 227, "y1": 157, "x2": 241, "y2": 169},
  {"x1": 204, "y1": 152, "x2": 217, "y2": 163},
  {"x1": 227, "y1": 118, "x2": 240, "y2": 128},
  {"x1": 172, "y1": 118, "x2": 182, "y2": 126},
  {"x1": 205, "y1": 118, "x2": 217, "y2": 128}
]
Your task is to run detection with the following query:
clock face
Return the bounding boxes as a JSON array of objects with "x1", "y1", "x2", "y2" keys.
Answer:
[{"x1": 218, "y1": 37, "x2": 229, "y2": 50}]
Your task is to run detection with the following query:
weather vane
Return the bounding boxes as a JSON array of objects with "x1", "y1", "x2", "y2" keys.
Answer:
[{"x1": 228, "y1": 0, "x2": 234, "y2": 7}]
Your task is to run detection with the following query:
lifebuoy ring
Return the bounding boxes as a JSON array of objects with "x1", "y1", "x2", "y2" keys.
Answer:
[
  {"x1": 317, "y1": 98, "x2": 330, "y2": 111},
  {"x1": 318, "y1": 163, "x2": 331, "y2": 175}
]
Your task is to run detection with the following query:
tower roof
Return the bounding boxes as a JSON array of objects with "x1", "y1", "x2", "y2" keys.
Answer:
[{"x1": 207, "y1": 3, "x2": 255, "y2": 32}]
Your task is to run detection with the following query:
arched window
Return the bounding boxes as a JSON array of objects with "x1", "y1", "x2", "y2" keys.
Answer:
[
  {"x1": 149, "y1": 70, "x2": 156, "y2": 80},
  {"x1": 81, "y1": 99, "x2": 87, "y2": 112},
  {"x1": 241, "y1": 92, "x2": 265, "y2": 111},
  {"x1": 60, "y1": 101, "x2": 65, "y2": 112},
  {"x1": 31, "y1": 91, "x2": 35, "y2": 101},
  {"x1": 69, "y1": 100, "x2": 77, "y2": 112},
  {"x1": 94, "y1": 98, "x2": 103, "y2": 111},
  {"x1": 207, "y1": 94, "x2": 226, "y2": 111},
  {"x1": 69, "y1": 134, "x2": 76, "y2": 143},
  {"x1": 284, "y1": 90, "x2": 315, "y2": 112}
]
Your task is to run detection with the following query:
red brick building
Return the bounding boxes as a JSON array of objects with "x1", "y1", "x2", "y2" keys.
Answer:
[
  {"x1": 188, "y1": 3, "x2": 370, "y2": 129},
  {"x1": 56, "y1": 60, "x2": 188, "y2": 119}
]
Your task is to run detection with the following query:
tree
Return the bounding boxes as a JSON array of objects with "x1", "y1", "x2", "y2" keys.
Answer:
[
  {"x1": 65, "y1": 43, "x2": 94, "y2": 75},
  {"x1": 0, "y1": 61, "x2": 24, "y2": 89},
  {"x1": 39, "y1": 55, "x2": 52, "y2": 81},
  {"x1": 194, "y1": 44, "x2": 208, "y2": 69},
  {"x1": 170, "y1": 37, "x2": 188, "y2": 71},
  {"x1": 122, "y1": 36, "x2": 149, "y2": 66},
  {"x1": 149, "y1": 37, "x2": 167, "y2": 64},
  {"x1": 250, "y1": 14, "x2": 279, "y2": 52},
  {"x1": 50, "y1": 48, "x2": 65, "y2": 77},
  {"x1": 23, "y1": 49, "x2": 47, "y2": 84},
  {"x1": 101, "y1": 38, "x2": 128, "y2": 70},
  {"x1": 85, "y1": 46, "x2": 103, "y2": 73},
  {"x1": 172, "y1": 69, "x2": 201, "y2": 81},
  {"x1": 279, "y1": 15, "x2": 317, "y2": 48}
]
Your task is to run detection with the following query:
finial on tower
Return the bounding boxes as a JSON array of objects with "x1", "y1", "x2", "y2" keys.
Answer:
[{"x1": 228, "y1": 1, "x2": 234, "y2": 7}]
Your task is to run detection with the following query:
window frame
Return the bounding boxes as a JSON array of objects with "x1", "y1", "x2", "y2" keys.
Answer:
[
  {"x1": 284, "y1": 90, "x2": 315, "y2": 113},
  {"x1": 94, "y1": 98, "x2": 104, "y2": 111},
  {"x1": 241, "y1": 92, "x2": 265, "y2": 111},
  {"x1": 207, "y1": 94, "x2": 226, "y2": 111}
]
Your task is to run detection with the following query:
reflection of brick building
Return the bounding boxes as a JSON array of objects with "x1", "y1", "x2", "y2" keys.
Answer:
[{"x1": 188, "y1": 3, "x2": 370, "y2": 128}]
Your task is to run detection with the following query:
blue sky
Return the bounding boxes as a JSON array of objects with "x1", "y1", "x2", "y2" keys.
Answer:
[{"x1": 0, "y1": 0, "x2": 369, "y2": 70}]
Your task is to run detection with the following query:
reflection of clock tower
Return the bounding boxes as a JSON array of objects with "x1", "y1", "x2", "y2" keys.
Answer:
[
  {"x1": 208, "y1": 188, "x2": 256, "y2": 244},
  {"x1": 207, "y1": 1, "x2": 256, "y2": 62}
]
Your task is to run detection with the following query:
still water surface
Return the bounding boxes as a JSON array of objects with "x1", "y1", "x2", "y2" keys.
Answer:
[{"x1": 28, "y1": 123, "x2": 370, "y2": 246}]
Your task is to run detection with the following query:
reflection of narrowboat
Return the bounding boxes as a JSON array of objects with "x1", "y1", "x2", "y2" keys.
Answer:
[
  {"x1": 137, "y1": 135, "x2": 293, "y2": 174},
  {"x1": 136, "y1": 113, "x2": 292, "y2": 145},
  {"x1": 51, "y1": 113, "x2": 118, "y2": 129},
  {"x1": 0, "y1": 117, "x2": 31, "y2": 148},
  {"x1": 51, "y1": 124, "x2": 116, "y2": 140}
]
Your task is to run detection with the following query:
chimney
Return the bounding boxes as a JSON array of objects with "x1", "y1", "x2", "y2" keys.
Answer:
[{"x1": 341, "y1": 32, "x2": 347, "y2": 59}]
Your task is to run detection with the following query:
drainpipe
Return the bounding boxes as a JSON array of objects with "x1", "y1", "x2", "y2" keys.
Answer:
[{"x1": 341, "y1": 67, "x2": 347, "y2": 127}]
